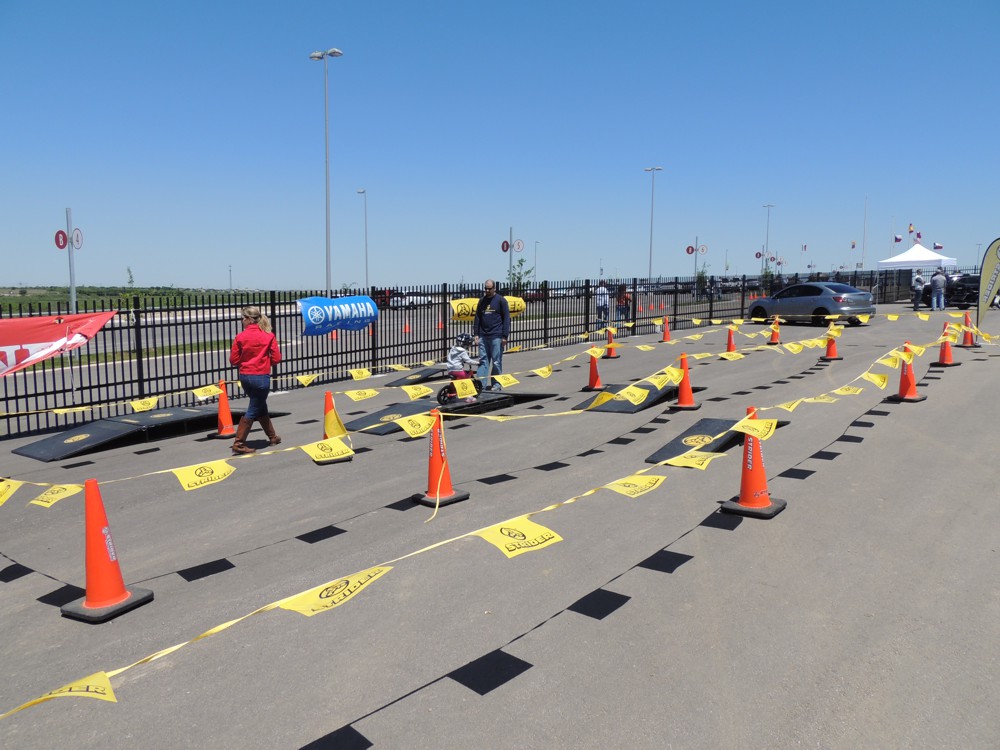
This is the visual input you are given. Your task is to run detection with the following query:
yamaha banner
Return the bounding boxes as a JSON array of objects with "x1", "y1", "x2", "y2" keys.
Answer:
[
  {"x1": 0, "y1": 310, "x2": 117, "y2": 378},
  {"x1": 297, "y1": 296, "x2": 379, "y2": 335}
]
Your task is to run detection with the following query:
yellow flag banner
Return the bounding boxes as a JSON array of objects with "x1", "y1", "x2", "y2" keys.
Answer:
[
  {"x1": 718, "y1": 352, "x2": 745, "y2": 361},
  {"x1": 644, "y1": 371, "x2": 677, "y2": 390},
  {"x1": 636, "y1": 344, "x2": 657, "y2": 352},
  {"x1": 887, "y1": 314, "x2": 899, "y2": 321},
  {"x1": 474, "y1": 517, "x2": 562, "y2": 559},
  {"x1": 832, "y1": 385, "x2": 864, "y2": 396},
  {"x1": 51, "y1": 406, "x2": 91, "y2": 415},
  {"x1": 895, "y1": 349, "x2": 914, "y2": 365},
  {"x1": 29, "y1": 484, "x2": 84, "y2": 508},
  {"x1": 393, "y1": 414, "x2": 436, "y2": 438},
  {"x1": 661, "y1": 366, "x2": 683, "y2": 384},
  {"x1": 0, "y1": 672, "x2": 116, "y2": 720},
  {"x1": 585, "y1": 392, "x2": 617, "y2": 410},
  {"x1": 129, "y1": 396, "x2": 159, "y2": 413},
  {"x1": 295, "y1": 374, "x2": 320, "y2": 387},
  {"x1": 453, "y1": 379, "x2": 478, "y2": 398},
  {"x1": 691, "y1": 319, "x2": 702, "y2": 325},
  {"x1": 506, "y1": 345, "x2": 522, "y2": 353},
  {"x1": 774, "y1": 399, "x2": 804, "y2": 412},
  {"x1": 856, "y1": 314, "x2": 871, "y2": 324},
  {"x1": 730, "y1": 417, "x2": 778, "y2": 441},
  {"x1": 783, "y1": 342, "x2": 804, "y2": 354},
  {"x1": 324, "y1": 408, "x2": 348, "y2": 439},
  {"x1": 604, "y1": 474, "x2": 667, "y2": 498},
  {"x1": 349, "y1": 368, "x2": 372, "y2": 381},
  {"x1": 826, "y1": 326, "x2": 843, "y2": 338},
  {"x1": 171, "y1": 460, "x2": 235, "y2": 491},
  {"x1": 400, "y1": 384, "x2": 433, "y2": 401},
  {"x1": 387, "y1": 364, "x2": 410, "y2": 372},
  {"x1": 299, "y1": 438, "x2": 355, "y2": 463},
  {"x1": 493, "y1": 373, "x2": 520, "y2": 388},
  {"x1": 663, "y1": 450, "x2": 727, "y2": 470},
  {"x1": 862, "y1": 371, "x2": 889, "y2": 389},
  {"x1": 804, "y1": 394, "x2": 838, "y2": 404},
  {"x1": 916, "y1": 313, "x2": 930, "y2": 321},
  {"x1": 585, "y1": 346, "x2": 605, "y2": 358},
  {"x1": 710, "y1": 319, "x2": 722, "y2": 325},
  {"x1": 0, "y1": 479, "x2": 25, "y2": 508},
  {"x1": 278, "y1": 565, "x2": 392, "y2": 616},
  {"x1": 449, "y1": 298, "x2": 479, "y2": 321},
  {"x1": 878, "y1": 355, "x2": 901, "y2": 369},
  {"x1": 692, "y1": 352, "x2": 714, "y2": 360},
  {"x1": 610, "y1": 385, "x2": 646, "y2": 405},
  {"x1": 420, "y1": 359, "x2": 436, "y2": 367},
  {"x1": 344, "y1": 389, "x2": 379, "y2": 401},
  {"x1": 192, "y1": 384, "x2": 223, "y2": 399},
  {"x1": 531, "y1": 364, "x2": 553, "y2": 378},
  {"x1": 688, "y1": 333, "x2": 705, "y2": 341},
  {"x1": 506, "y1": 296, "x2": 526, "y2": 317},
  {"x1": 908, "y1": 343, "x2": 926, "y2": 357}
]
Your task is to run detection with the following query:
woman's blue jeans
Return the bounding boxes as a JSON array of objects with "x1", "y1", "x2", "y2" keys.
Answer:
[{"x1": 239, "y1": 374, "x2": 271, "y2": 420}]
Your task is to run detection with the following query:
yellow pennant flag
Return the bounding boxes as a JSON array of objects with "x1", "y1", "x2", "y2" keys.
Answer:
[
  {"x1": 783, "y1": 342, "x2": 804, "y2": 354},
  {"x1": 0, "y1": 672, "x2": 116, "y2": 720},
  {"x1": 507, "y1": 344, "x2": 522, "y2": 353},
  {"x1": 862, "y1": 371, "x2": 889, "y2": 389},
  {"x1": 691, "y1": 318, "x2": 702, "y2": 325},
  {"x1": 856, "y1": 314, "x2": 871, "y2": 324},
  {"x1": 0, "y1": 478, "x2": 25, "y2": 508},
  {"x1": 585, "y1": 391, "x2": 617, "y2": 410},
  {"x1": 636, "y1": 344, "x2": 656, "y2": 352},
  {"x1": 826, "y1": 326, "x2": 843, "y2": 338},
  {"x1": 832, "y1": 385, "x2": 864, "y2": 396},
  {"x1": 130, "y1": 396, "x2": 159, "y2": 412},
  {"x1": 29, "y1": 484, "x2": 84, "y2": 508},
  {"x1": 604, "y1": 474, "x2": 666, "y2": 498},
  {"x1": 171, "y1": 460, "x2": 235, "y2": 491},
  {"x1": 299, "y1": 438, "x2": 355, "y2": 463},
  {"x1": 387, "y1": 364, "x2": 410, "y2": 372},
  {"x1": 622, "y1": 321, "x2": 635, "y2": 329},
  {"x1": 452, "y1": 378, "x2": 478, "y2": 398},
  {"x1": 531, "y1": 364, "x2": 553, "y2": 378},
  {"x1": 661, "y1": 366, "x2": 683, "y2": 384},
  {"x1": 710, "y1": 319, "x2": 722, "y2": 325},
  {"x1": 908, "y1": 343, "x2": 926, "y2": 357},
  {"x1": 493, "y1": 373, "x2": 519, "y2": 388},
  {"x1": 585, "y1": 346, "x2": 605, "y2": 358},
  {"x1": 895, "y1": 349, "x2": 914, "y2": 365},
  {"x1": 324, "y1": 406, "x2": 348, "y2": 439},
  {"x1": 774, "y1": 399, "x2": 804, "y2": 412},
  {"x1": 947, "y1": 312, "x2": 963, "y2": 319},
  {"x1": 473, "y1": 517, "x2": 562, "y2": 558},
  {"x1": 692, "y1": 351, "x2": 713, "y2": 360},
  {"x1": 886, "y1": 314, "x2": 899, "y2": 321},
  {"x1": 51, "y1": 406, "x2": 92, "y2": 415},
  {"x1": 349, "y1": 368, "x2": 372, "y2": 380},
  {"x1": 801, "y1": 338, "x2": 824, "y2": 349},
  {"x1": 392, "y1": 413, "x2": 436, "y2": 438},
  {"x1": 400, "y1": 384, "x2": 433, "y2": 401},
  {"x1": 278, "y1": 565, "x2": 392, "y2": 616},
  {"x1": 606, "y1": 326, "x2": 617, "y2": 335},
  {"x1": 878, "y1": 355, "x2": 901, "y2": 369},
  {"x1": 644, "y1": 372, "x2": 676, "y2": 390},
  {"x1": 615, "y1": 385, "x2": 649, "y2": 405},
  {"x1": 687, "y1": 333, "x2": 705, "y2": 341},
  {"x1": 421, "y1": 359, "x2": 436, "y2": 367},
  {"x1": 731, "y1": 417, "x2": 778, "y2": 440},
  {"x1": 745, "y1": 331, "x2": 760, "y2": 338},
  {"x1": 732, "y1": 319, "x2": 746, "y2": 326},
  {"x1": 652, "y1": 317, "x2": 664, "y2": 325},
  {"x1": 804, "y1": 394, "x2": 838, "y2": 404},
  {"x1": 916, "y1": 313, "x2": 930, "y2": 321},
  {"x1": 295, "y1": 374, "x2": 320, "y2": 387},
  {"x1": 192, "y1": 384, "x2": 223, "y2": 399},
  {"x1": 344, "y1": 389, "x2": 379, "y2": 401},
  {"x1": 718, "y1": 351, "x2": 745, "y2": 361},
  {"x1": 824, "y1": 314, "x2": 842, "y2": 321},
  {"x1": 449, "y1": 298, "x2": 478, "y2": 321},
  {"x1": 663, "y1": 450, "x2": 727, "y2": 470}
]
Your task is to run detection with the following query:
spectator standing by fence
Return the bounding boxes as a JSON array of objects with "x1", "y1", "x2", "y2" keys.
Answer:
[
  {"x1": 930, "y1": 268, "x2": 947, "y2": 311},
  {"x1": 229, "y1": 305, "x2": 282, "y2": 454},
  {"x1": 912, "y1": 270, "x2": 924, "y2": 311},
  {"x1": 473, "y1": 279, "x2": 510, "y2": 391},
  {"x1": 595, "y1": 280, "x2": 609, "y2": 328}
]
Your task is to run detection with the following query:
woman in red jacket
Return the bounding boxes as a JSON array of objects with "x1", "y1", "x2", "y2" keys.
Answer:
[{"x1": 229, "y1": 306, "x2": 282, "y2": 454}]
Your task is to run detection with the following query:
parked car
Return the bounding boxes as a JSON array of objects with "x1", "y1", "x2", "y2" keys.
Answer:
[
  {"x1": 748, "y1": 282, "x2": 875, "y2": 326},
  {"x1": 389, "y1": 290, "x2": 433, "y2": 308},
  {"x1": 920, "y1": 273, "x2": 978, "y2": 310}
]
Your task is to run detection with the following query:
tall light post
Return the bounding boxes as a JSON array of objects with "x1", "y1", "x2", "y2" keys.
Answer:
[
  {"x1": 357, "y1": 188, "x2": 369, "y2": 290},
  {"x1": 534, "y1": 240, "x2": 540, "y2": 284},
  {"x1": 309, "y1": 47, "x2": 343, "y2": 295},
  {"x1": 763, "y1": 203, "x2": 775, "y2": 271},
  {"x1": 644, "y1": 167, "x2": 663, "y2": 279}
]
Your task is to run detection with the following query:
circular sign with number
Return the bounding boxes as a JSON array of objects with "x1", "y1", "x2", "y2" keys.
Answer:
[
  {"x1": 769, "y1": 256, "x2": 776, "y2": 262},
  {"x1": 72, "y1": 228, "x2": 83, "y2": 249},
  {"x1": 513, "y1": 239, "x2": 524, "y2": 252},
  {"x1": 755, "y1": 251, "x2": 762, "y2": 259},
  {"x1": 686, "y1": 246, "x2": 695, "y2": 255},
  {"x1": 55, "y1": 230, "x2": 68, "y2": 250},
  {"x1": 501, "y1": 241, "x2": 510, "y2": 253},
  {"x1": 698, "y1": 245, "x2": 708, "y2": 255}
]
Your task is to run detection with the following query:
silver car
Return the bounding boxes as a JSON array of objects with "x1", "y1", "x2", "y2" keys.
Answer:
[{"x1": 748, "y1": 282, "x2": 875, "y2": 326}]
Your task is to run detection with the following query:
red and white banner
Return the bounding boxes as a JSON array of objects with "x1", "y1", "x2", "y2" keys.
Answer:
[{"x1": 0, "y1": 311, "x2": 117, "y2": 377}]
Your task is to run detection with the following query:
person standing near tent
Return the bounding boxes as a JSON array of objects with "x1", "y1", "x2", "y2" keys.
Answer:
[
  {"x1": 594, "y1": 280, "x2": 610, "y2": 328},
  {"x1": 230, "y1": 305, "x2": 282, "y2": 454},
  {"x1": 912, "y1": 270, "x2": 925, "y2": 311},
  {"x1": 473, "y1": 279, "x2": 510, "y2": 391},
  {"x1": 930, "y1": 268, "x2": 947, "y2": 311}
]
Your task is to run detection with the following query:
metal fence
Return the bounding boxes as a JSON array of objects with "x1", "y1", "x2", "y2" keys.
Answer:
[{"x1": 0, "y1": 268, "x2": 970, "y2": 437}]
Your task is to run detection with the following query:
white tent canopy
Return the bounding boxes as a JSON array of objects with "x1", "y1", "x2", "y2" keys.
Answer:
[{"x1": 877, "y1": 243, "x2": 957, "y2": 269}]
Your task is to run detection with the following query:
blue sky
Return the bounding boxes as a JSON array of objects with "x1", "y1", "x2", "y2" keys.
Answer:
[{"x1": 2, "y1": 1, "x2": 997, "y2": 291}]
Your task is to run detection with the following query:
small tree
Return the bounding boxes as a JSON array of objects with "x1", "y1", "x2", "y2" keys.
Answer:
[
  {"x1": 126, "y1": 267, "x2": 135, "y2": 288},
  {"x1": 506, "y1": 257, "x2": 535, "y2": 295}
]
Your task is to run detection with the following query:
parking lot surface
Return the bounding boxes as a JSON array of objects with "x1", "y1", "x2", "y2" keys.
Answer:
[{"x1": 1, "y1": 310, "x2": 998, "y2": 749}]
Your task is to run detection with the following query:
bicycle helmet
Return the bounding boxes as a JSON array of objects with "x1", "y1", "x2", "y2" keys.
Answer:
[{"x1": 455, "y1": 333, "x2": 474, "y2": 348}]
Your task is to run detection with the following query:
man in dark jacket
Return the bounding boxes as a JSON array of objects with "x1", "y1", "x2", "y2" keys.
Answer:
[{"x1": 473, "y1": 279, "x2": 510, "y2": 391}]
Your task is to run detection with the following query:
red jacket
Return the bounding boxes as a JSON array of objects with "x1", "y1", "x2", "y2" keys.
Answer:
[{"x1": 230, "y1": 324, "x2": 281, "y2": 375}]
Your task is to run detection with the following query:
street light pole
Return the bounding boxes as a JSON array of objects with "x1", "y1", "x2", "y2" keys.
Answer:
[
  {"x1": 763, "y1": 203, "x2": 775, "y2": 272},
  {"x1": 534, "y1": 240, "x2": 540, "y2": 284},
  {"x1": 357, "y1": 189, "x2": 369, "y2": 290},
  {"x1": 644, "y1": 167, "x2": 663, "y2": 279},
  {"x1": 309, "y1": 47, "x2": 343, "y2": 295}
]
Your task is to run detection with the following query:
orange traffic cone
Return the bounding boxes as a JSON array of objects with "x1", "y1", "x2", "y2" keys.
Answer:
[
  {"x1": 887, "y1": 341, "x2": 926, "y2": 403},
  {"x1": 403, "y1": 319, "x2": 412, "y2": 334},
  {"x1": 956, "y1": 311, "x2": 978, "y2": 348},
  {"x1": 412, "y1": 409, "x2": 470, "y2": 507},
  {"x1": 659, "y1": 302, "x2": 665, "y2": 310},
  {"x1": 61, "y1": 479, "x2": 154, "y2": 623},
  {"x1": 602, "y1": 327, "x2": 621, "y2": 359},
  {"x1": 932, "y1": 322, "x2": 960, "y2": 367},
  {"x1": 673, "y1": 352, "x2": 701, "y2": 410},
  {"x1": 216, "y1": 380, "x2": 236, "y2": 437},
  {"x1": 329, "y1": 329, "x2": 338, "y2": 341},
  {"x1": 582, "y1": 354, "x2": 605, "y2": 391},
  {"x1": 721, "y1": 407, "x2": 786, "y2": 519},
  {"x1": 726, "y1": 328, "x2": 737, "y2": 353},
  {"x1": 767, "y1": 317, "x2": 781, "y2": 345},
  {"x1": 661, "y1": 316, "x2": 672, "y2": 343},
  {"x1": 436, "y1": 316, "x2": 444, "y2": 330},
  {"x1": 820, "y1": 329, "x2": 842, "y2": 361},
  {"x1": 323, "y1": 390, "x2": 348, "y2": 439}
]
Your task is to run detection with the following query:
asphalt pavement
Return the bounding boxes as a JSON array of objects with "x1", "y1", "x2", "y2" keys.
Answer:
[{"x1": 1, "y1": 307, "x2": 997, "y2": 749}]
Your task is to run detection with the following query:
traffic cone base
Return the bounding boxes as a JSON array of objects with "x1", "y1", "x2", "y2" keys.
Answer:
[
  {"x1": 214, "y1": 380, "x2": 236, "y2": 438},
  {"x1": 721, "y1": 495, "x2": 787, "y2": 519},
  {"x1": 61, "y1": 479, "x2": 153, "y2": 623}
]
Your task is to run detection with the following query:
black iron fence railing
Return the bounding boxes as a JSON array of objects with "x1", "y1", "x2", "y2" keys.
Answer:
[{"x1": 0, "y1": 268, "x2": 975, "y2": 437}]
